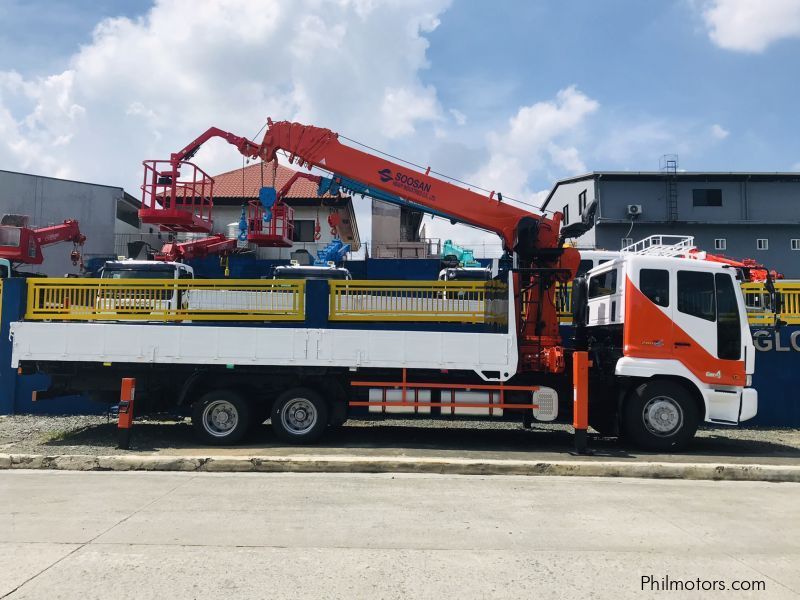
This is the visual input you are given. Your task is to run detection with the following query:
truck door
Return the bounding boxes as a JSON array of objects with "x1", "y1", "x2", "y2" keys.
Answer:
[
  {"x1": 624, "y1": 267, "x2": 673, "y2": 359},
  {"x1": 675, "y1": 269, "x2": 744, "y2": 422}
]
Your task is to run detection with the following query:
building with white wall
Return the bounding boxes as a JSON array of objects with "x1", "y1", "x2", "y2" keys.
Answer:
[{"x1": 0, "y1": 169, "x2": 140, "y2": 276}]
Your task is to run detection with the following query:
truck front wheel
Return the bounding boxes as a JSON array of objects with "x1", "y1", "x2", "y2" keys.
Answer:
[
  {"x1": 192, "y1": 390, "x2": 251, "y2": 445},
  {"x1": 271, "y1": 387, "x2": 328, "y2": 444},
  {"x1": 622, "y1": 380, "x2": 698, "y2": 451}
]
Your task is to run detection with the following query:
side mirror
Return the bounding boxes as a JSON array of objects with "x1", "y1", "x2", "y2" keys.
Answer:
[{"x1": 572, "y1": 276, "x2": 588, "y2": 326}]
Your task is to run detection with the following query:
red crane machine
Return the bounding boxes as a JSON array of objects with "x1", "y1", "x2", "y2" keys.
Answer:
[
  {"x1": 139, "y1": 126, "x2": 323, "y2": 251},
  {"x1": 0, "y1": 215, "x2": 86, "y2": 266}
]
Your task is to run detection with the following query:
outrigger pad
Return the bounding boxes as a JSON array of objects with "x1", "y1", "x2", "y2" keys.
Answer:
[{"x1": 259, "y1": 187, "x2": 277, "y2": 208}]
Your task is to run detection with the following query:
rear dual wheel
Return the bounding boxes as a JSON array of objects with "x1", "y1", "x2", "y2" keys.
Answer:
[
  {"x1": 271, "y1": 387, "x2": 328, "y2": 444},
  {"x1": 192, "y1": 389, "x2": 251, "y2": 445}
]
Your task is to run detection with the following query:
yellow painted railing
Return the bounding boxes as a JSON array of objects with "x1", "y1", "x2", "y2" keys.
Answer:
[
  {"x1": 329, "y1": 280, "x2": 507, "y2": 324},
  {"x1": 25, "y1": 278, "x2": 305, "y2": 321},
  {"x1": 742, "y1": 281, "x2": 800, "y2": 325},
  {"x1": 556, "y1": 281, "x2": 800, "y2": 325}
]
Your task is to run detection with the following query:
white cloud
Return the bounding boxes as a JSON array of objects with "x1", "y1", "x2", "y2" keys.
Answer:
[
  {"x1": 710, "y1": 123, "x2": 730, "y2": 139},
  {"x1": 701, "y1": 0, "x2": 800, "y2": 52},
  {"x1": 449, "y1": 108, "x2": 466, "y2": 126},
  {"x1": 471, "y1": 86, "x2": 598, "y2": 202},
  {"x1": 424, "y1": 86, "x2": 599, "y2": 252},
  {"x1": 380, "y1": 85, "x2": 441, "y2": 138},
  {"x1": 0, "y1": 0, "x2": 451, "y2": 190}
]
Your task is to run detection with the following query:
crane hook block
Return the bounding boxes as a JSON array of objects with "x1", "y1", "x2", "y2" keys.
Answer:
[{"x1": 259, "y1": 187, "x2": 277, "y2": 208}]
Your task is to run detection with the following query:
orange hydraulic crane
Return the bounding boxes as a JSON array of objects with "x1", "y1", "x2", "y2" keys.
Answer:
[
  {"x1": 257, "y1": 119, "x2": 581, "y2": 373},
  {"x1": 0, "y1": 215, "x2": 85, "y2": 266}
]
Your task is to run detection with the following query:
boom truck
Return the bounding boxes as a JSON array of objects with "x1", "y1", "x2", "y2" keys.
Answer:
[
  {"x1": 0, "y1": 215, "x2": 85, "y2": 272},
  {"x1": 9, "y1": 120, "x2": 769, "y2": 450}
]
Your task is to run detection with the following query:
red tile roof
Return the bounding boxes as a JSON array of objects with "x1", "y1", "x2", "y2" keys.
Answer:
[{"x1": 212, "y1": 160, "x2": 340, "y2": 200}]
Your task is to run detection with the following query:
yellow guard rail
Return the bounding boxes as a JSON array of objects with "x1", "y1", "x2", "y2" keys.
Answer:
[
  {"x1": 25, "y1": 278, "x2": 305, "y2": 322},
  {"x1": 329, "y1": 280, "x2": 507, "y2": 324}
]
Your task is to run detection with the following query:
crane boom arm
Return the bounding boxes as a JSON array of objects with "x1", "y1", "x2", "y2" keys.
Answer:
[
  {"x1": 31, "y1": 220, "x2": 86, "y2": 246},
  {"x1": 259, "y1": 119, "x2": 562, "y2": 255},
  {"x1": 172, "y1": 127, "x2": 261, "y2": 164}
]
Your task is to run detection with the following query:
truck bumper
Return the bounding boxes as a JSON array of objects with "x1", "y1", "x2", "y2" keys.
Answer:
[{"x1": 740, "y1": 387, "x2": 758, "y2": 422}]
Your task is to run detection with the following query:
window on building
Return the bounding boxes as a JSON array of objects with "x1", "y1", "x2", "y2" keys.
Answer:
[
  {"x1": 678, "y1": 270, "x2": 716, "y2": 322},
  {"x1": 714, "y1": 238, "x2": 726, "y2": 251},
  {"x1": 791, "y1": 239, "x2": 800, "y2": 251},
  {"x1": 621, "y1": 237, "x2": 633, "y2": 248},
  {"x1": 562, "y1": 204, "x2": 569, "y2": 225},
  {"x1": 578, "y1": 190, "x2": 587, "y2": 215},
  {"x1": 693, "y1": 189, "x2": 723, "y2": 207},
  {"x1": 293, "y1": 220, "x2": 317, "y2": 243},
  {"x1": 757, "y1": 238, "x2": 768, "y2": 251},
  {"x1": 588, "y1": 269, "x2": 618, "y2": 299},
  {"x1": 640, "y1": 269, "x2": 669, "y2": 307}
]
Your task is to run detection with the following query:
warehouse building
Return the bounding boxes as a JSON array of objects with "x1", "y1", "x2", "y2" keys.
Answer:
[
  {"x1": 543, "y1": 170, "x2": 800, "y2": 277},
  {"x1": 0, "y1": 169, "x2": 140, "y2": 276}
]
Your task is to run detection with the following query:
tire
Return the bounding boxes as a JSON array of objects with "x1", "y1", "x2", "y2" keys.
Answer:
[
  {"x1": 191, "y1": 389, "x2": 251, "y2": 445},
  {"x1": 622, "y1": 380, "x2": 699, "y2": 451},
  {"x1": 271, "y1": 387, "x2": 328, "y2": 444}
]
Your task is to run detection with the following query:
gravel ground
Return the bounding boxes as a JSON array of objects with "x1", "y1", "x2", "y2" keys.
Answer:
[{"x1": 1, "y1": 414, "x2": 799, "y2": 463}]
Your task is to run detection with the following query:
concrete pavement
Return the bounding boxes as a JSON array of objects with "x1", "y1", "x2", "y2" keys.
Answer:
[{"x1": 1, "y1": 471, "x2": 798, "y2": 599}]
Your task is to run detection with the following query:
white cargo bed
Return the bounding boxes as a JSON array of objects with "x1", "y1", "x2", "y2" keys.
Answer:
[{"x1": 10, "y1": 321, "x2": 518, "y2": 382}]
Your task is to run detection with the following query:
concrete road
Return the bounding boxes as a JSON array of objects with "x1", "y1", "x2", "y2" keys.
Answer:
[{"x1": 0, "y1": 472, "x2": 798, "y2": 600}]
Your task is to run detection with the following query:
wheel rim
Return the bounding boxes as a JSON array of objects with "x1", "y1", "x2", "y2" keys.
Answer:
[
  {"x1": 202, "y1": 400, "x2": 239, "y2": 438},
  {"x1": 642, "y1": 395, "x2": 683, "y2": 437},
  {"x1": 280, "y1": 398, "x2": 318, "y2": 435}
]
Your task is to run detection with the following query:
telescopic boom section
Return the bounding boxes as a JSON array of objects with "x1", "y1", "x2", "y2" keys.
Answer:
[
  {"x1": 259, "y1": 119, "x2": 580, "y2": 373},
  {"x1": 259, "y1": 119, "x2": 561, "y2": 256}
]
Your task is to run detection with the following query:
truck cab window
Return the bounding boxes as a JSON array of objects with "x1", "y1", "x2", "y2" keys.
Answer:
[
  {"x1": 588, "y1": 269, "x2": 617, "y2": 299},
  {"x1": 640, "y1": 269, "x2": 669, "y2": 307},
  {"x1": 715, "y1": 273, "x2": 741, "y2": 360},
  {"x1": 678, "y1": 271, "x2": 715, "y2": 321}
]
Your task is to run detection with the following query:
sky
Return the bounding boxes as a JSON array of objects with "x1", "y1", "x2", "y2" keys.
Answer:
[{"x1": 1, "y1": 0, "x2": 799, "y2": 252}]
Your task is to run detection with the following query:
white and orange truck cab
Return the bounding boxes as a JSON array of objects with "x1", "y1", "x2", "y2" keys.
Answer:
[{"x1": 575, "y1": 236, "x2": 757, "y2": 448}]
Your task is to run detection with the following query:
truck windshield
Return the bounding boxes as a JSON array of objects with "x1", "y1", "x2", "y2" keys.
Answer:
[
  {"x1": 274, "y1": 268, "x2": 349, "y2": 280},
  {"x1": 716, "y1": 273, "x2": 741, "y2": 360},
  {"x1": 102, "y1": 269, "x2": 175, "y2": 279},
  {"x1": 444, "y1": 269, "x2": 491, "y2": 281}
]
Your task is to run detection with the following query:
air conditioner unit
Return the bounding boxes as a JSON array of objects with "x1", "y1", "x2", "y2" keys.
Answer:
[{"x1": 627, "y1": 204, "x2": 642, "y2": 217}]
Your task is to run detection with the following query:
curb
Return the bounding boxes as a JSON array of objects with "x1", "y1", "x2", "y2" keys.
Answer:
[{"x1": 1, "y1": 454, "x2": 799, "y2": 482}]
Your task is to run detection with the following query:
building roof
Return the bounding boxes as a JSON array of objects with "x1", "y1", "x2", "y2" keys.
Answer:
[
  {"x1": 212, "y1": 160, "x2": 341, "y2": 203},
  {"x1": 541, "y1": 170, "x2": 800, "y2": 210}
]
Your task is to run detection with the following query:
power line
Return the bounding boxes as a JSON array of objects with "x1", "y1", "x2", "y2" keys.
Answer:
[{"x1": 337, "y1": 134, "x2": 555, "y2": 214}]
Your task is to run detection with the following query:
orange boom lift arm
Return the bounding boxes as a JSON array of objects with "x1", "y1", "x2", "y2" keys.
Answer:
[{"x1": 258, "y1": 119, "x2": 580, "y2": 372}]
